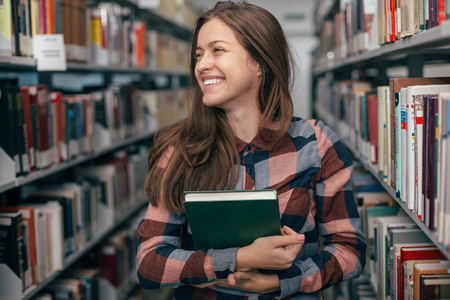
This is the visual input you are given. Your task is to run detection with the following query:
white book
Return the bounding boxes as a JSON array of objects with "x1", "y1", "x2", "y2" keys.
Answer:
[
  {"x1": 414, "y1": 94, "x2": 425, "y2": 219},
  {"x1": 438, "y1": 93, "x2": 450, "y2": 242},
  {"x1": 385, "y1": 87, "x2": 392, "y2": 185},
  {"x1": 400, "y1": 88, "x2": 408, "y2": 203},
  {"x1": 406, "y1": 86, "x2": 416, "y2": 210},
  {"x1": 377, "y1": 86, "x2": 389, "y2": 180},
  {"x1": 74, "y1": 164, "x2": 118, "y2": 218},
  {"x1": 26, "y1": 202, "x2": 64, "y2": 272}
]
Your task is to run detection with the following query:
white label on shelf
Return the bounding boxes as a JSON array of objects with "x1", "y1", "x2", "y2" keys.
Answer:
[
  {"x1": 33, "y1": 34, "x2": 67, "y2": 71},
  {"x1": 137, "y1": 0, "x2": 160, "y2": 9}
]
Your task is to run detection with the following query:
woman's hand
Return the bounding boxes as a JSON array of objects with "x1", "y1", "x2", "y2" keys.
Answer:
[
  {"x1": 236, "y1": 225, "x2": 304, "y2": 271},
  {"x1": 194, "y1": 271, "x2": 280, "y2": 294},
  {"x1": 223, "y1": 269, "x2": 280, "y2": 293}
]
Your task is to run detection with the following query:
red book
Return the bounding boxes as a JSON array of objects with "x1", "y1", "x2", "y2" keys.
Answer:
[
  {"x1": 20, "y1": 86, "x2": 36, "y2": 171},
  {"x1": 28, "y1": 85, "x2": 42, "y2": 169},
  {"x1": 398, "y1": 246, "x2": 446, "y2": 300},
  {"x1": 367, "y1": 93, "x2": 378, "y2": 163},
  {"x1": 438, "y1": 0, "x2": 446, "y2": 25},
  {"x1": 36, "y1": 85, "x2": 50, "y2": 169},
  {"x1": 99, "y1": 244, "x2": 119, "y2": 287},
  {"x1": 50, "y1": 92, "x2": 62, "y2": 163},
  {"x1": 390, "y1": 0, "x2": 395, "y2": 41}
]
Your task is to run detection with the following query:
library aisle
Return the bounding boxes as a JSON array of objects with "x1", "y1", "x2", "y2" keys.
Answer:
[{"x1": 314, "y1": 0, "x2": 450, "y2": 299}]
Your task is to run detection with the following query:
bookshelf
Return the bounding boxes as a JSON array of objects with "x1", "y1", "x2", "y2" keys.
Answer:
[
  {"x1": 0, "y1": 56, "x2": 190, "y2": 75},
  {"x1": 341, "y1": 139, "x2": 450, "y2": 260},
  {"x1": 313, "y1": 21, "x2": 450, "y2": 77},
  {"x1": 0, "y1": 130, "x2": 157, "y2": 194},
  {"x1": 3, "y1": 201, "x2": 147, "y2": 300},
  {"x1": 0, "y1": 0, "x2": 195, "y2": 299},
  {"x1": 313, "y1": 1, "x2": 450, "y2": 298}
]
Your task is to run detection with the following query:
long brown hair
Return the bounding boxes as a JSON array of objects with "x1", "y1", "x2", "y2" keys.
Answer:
[{"x1": 145, "y1": 1, "x2": 295, "y2": 213}]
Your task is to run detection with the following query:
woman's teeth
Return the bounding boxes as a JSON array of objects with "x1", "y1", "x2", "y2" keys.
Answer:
[{"x1": 204, "y1": 79, "x2": 224, "y2": 86}]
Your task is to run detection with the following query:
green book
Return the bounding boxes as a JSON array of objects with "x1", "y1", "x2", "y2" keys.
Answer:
[{"x1": 184, "y1": 189, "x2": 281, "y2": 250}]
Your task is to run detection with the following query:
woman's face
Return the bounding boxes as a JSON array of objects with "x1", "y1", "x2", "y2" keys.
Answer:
[{"x1": 194, "y1": 18, "x2": 261, "y2": 113}]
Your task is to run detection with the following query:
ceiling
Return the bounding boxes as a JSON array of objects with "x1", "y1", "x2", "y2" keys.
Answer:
[{"x1": 191, "y1": 0, "x2": 315, "y2": 36}]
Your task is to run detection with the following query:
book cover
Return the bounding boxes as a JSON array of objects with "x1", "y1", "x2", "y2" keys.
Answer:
[
  {"x1": 399, "y1": 245, "x2": 447, "y2": 299},
  {"x1": 0, "y1": 206, "x2": 38, "y2": 285},
  {"x1": 377, "y1": 86, "x2": 389, "y2": 181},
  {"x1": 425, "y1": 95, "x2": 438, "y2": 230},
  {"x1": 375, "y1": 215, "x2": 414, "y2": 299},
  {"x1": 0, "y1": 0, "x2": 12, "y2": 56},
  {"x1": 367, "y1": 92, "x2": 378, "y2": 163},
  {"x1": 99, "y1": 244, "x2": 119, "y2": 287},
  {"x1": 0, "y1": 211, "x2": 27, "y2": 291},
  {"x1": 20, "y1": 86, "x2": 36, "y2": 171},
  {"x1": 419, "y1": 274, "x2": 450, "y2": 299},
  {"x1": 184, "y1": 189, "x2": 281, "y2": 250},
  {"x1": 392, "y1": 241, "x2": 434, "y2": 300},
  {"x1": 413, "y1": 260, "x2": 450, "y2": 299},
  {"x1": 11, "y1": 85, "x2": 30, "y2": 176}
]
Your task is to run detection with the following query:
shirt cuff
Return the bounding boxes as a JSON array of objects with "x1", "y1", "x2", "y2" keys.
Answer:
[
  {"x1": 275, "y1": 268, "x2": 302, "y2": 299},
  {"x1": 212, "y1": 248, "x2": 238, "y2": 279}
]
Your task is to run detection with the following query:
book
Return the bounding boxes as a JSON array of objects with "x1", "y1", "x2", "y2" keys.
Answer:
[
  {"x1": 0, "y1": 206, "x2": 38, "y2": 285},
  {"x1": 184, "y1": 189, "x2": 281, "y2": 250},
  {"x1": 0, "y1": 0, "x2": 12, "y2": 56},
  {"x1": 388, "y1": 228, "x2": 432, "y2": 299},
  {"x1": 389, "y1": 78, "x2": 450, "y2": 194},
  {"x1": 399, "y1": 245, "x2": 447, "y2": 299},
  {"x1": 403, "y1": 259, "x2": 446, "y2": 299},
  {"x1": 375, "y1": 215, "x2": 415, "y2": 299},
  {"x1": 0, "y1": 211, "x2": 27, "y2": 291},
  {"x1": 413, "y1": 260, "x2": 450, "y2": 299},
  {"x1": 419, "y1": 274, "x2": 450, "y2": 299}
]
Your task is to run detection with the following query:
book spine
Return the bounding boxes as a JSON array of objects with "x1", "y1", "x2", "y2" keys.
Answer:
[
  {"x1": 407, "y1": 90, "x2": 415, "y2": 210},
  {"x1": 13, "y1": 85, "x2": 30, "y2": 175},
  {"x1": 403, "y1": 261, "x2": 415, "y2": 300},
  {"x1": 414, "y1": 95, "x2": 424, "y2": 219}
]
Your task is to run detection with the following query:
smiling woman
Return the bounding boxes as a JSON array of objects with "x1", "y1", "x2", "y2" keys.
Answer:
[{"x1": 136, "y1": 2, "x2": 366, "y2": 299}]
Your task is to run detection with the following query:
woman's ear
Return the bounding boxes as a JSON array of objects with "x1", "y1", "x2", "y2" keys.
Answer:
[{"x1": 257, "y1": 63, "x2": 262, "y2": 77}]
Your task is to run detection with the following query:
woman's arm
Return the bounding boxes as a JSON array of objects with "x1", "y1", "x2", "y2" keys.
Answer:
[
  {"x1": 136, "y1": 201, "x2": 239, "y2": 289},
  {"x1": 273, "y1": 120, "x2": 367, "y2": 299}
]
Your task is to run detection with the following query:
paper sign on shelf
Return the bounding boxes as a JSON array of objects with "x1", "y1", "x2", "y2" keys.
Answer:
[
  {"x1": 137, "y1": 0, "x2": 160, "y2": 9},
  {"x1": 33, "y1": 34, "x2": 67, "y2": 71}
]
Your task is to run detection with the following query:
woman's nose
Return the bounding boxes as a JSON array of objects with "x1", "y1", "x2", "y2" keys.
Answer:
[{"x1": 196, "y1": 53, "x2": 213, "y2": 72}]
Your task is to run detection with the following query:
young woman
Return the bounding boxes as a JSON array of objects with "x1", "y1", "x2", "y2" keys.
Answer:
[{"x1": 136, "y1": 1, "x2": 366, "y2": 299}]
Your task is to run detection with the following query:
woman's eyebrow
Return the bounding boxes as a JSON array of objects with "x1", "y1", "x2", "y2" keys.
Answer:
[{"x1": 196, "y1": 40, "x2": 231, "y2": 50}]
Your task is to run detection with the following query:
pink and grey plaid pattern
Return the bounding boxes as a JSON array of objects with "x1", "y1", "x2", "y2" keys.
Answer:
[{"x1": 136, "y1": 118, "x2": 366, "y2": 299}]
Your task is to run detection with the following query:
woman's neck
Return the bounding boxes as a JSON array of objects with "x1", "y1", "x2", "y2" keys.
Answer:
[{"x1": 227, "y1": 109, "x2": 262, "y2": 143}]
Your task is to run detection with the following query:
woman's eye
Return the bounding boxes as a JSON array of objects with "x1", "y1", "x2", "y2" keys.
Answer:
[
  {"x1": 214, "y1": 48, "x2": 224, "y2": 53},
  {"x1": 194, "y1": 53, "x2": 202, "y2": 59}
]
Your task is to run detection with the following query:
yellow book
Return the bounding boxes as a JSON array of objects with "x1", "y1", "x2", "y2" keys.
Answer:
[{"x1": 0, "y1": 0, "x2": 12, "y2": 56}]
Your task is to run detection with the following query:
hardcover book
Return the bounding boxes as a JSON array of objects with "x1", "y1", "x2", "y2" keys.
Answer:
[{"x1": 184, "y1": 189, "x2": 281, "y2": 250}]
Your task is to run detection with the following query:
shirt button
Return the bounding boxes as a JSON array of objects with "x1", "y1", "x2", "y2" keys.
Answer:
[{"x1": 246, "y1": 144, "x2": 252, "y2": 151}]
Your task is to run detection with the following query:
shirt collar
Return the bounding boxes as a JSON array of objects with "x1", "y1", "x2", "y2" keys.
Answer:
[{"x1": 235, "y1": 127, "x2": 278, "y2": 152}]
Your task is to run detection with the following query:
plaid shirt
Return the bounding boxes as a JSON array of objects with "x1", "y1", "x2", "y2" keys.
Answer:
[{"x1": 136, "y1": 118, "x2": 366, "y2": 299}]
